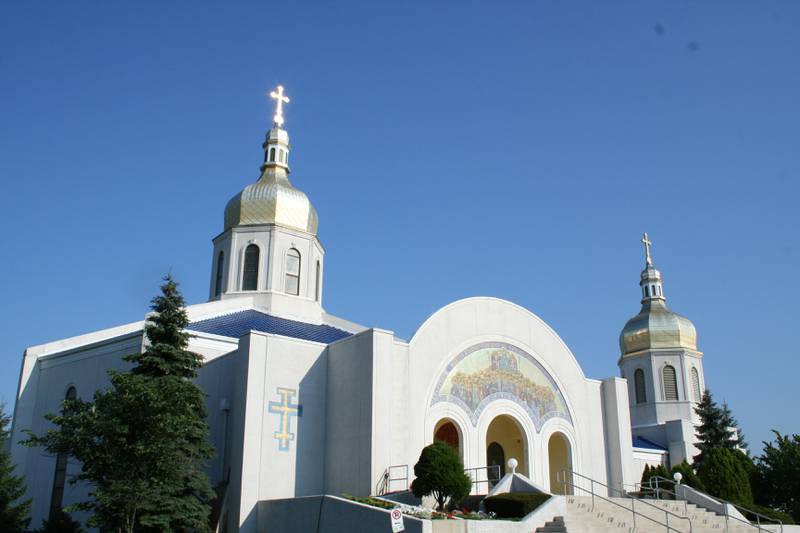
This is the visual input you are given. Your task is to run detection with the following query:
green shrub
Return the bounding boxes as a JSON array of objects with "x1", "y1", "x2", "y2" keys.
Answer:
[
  {"x1": 483, "y1": 493, "x2": 551, "y2": 519},
  {"x1": 697, "y1": 448, "x2": 753, "y2": 505},
  {"x1": 410, "y1": 442, "x2": 472, "y2": 511},
  {"x1": 671, "y1": 461, "x2": 706, "y2": 492},
  {"x1": 744, "y1": 504, "x2": 795, "y2": 525},
  {"x1": 341, "y1": 494, "x2": 394, "y2": 509},
  {"x1": 641, "y1": 463, "x2": 670, "y2": 486}
]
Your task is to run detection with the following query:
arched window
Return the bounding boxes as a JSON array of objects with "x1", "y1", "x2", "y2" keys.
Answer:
[
  {"x1": 214, "y1": 251, "x2": 225, "y2": 297},
  {"x1": 662, "y1": 365, "x2": 678, "y2": 401},
  {"x1": 634, "y1": 369, "x2": 647, "y2": 404},
  {"x1": 691, "y1": 367, "x2": 701, "y2": 402},
  {"x1": 49, "y1": 386, "x2": 77, "y2": 519},
  {"x1": 285, "y1": 248, "x2": 300, "y2": 295},
  {"x1": 644, "y1": 286, "x2": 650, "y2": 297},
  {"x1": 314, "y1": 261, "x2": 321, "y2": 302},
  {"x1": 242, "y1": 244, "x2": 260, "y2": 291},
  {"x1": 269, "y1": 148, "x2": 276, "y2": 162}
]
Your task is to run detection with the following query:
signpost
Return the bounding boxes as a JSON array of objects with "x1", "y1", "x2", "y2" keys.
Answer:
[{"x1": 390, "y1": 508, "x2": 405, "y2": 532}]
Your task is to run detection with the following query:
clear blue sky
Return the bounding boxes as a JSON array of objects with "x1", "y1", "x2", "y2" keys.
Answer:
[{"x1": 1, "y1": 2, "x2": 798, "y2": 451}]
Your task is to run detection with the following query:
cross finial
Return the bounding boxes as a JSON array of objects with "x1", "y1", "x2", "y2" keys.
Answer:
[
  {"x1": 641, "y1": 232, "x2": 653, "y2": 266},
  {"x1": 269, "y1": 85, "x2": 290, "y2": 127}
]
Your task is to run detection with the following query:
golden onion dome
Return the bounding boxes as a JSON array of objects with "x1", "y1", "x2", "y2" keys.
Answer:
[
  {"x1": 620, "y1": 300, "x2": 697, "y2": 355},
  {"x1": 223, "y1": 121, "x2": 319, "y2": 235},
  {"x1": 620, "y1": 239, "x2": 698, "y2": 355},
  {"x1": 223, "y1": 167, "x2": 319, "y2": 235}
]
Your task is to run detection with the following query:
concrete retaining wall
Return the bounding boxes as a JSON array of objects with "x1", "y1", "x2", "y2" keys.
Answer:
[{"x1": 258, "y1": 495, "x2": 430, "y2": 533}]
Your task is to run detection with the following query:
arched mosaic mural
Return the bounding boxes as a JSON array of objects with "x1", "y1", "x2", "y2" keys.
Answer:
[{"x1": 431, "y1": 342, "x2": 572, "y2": 429}]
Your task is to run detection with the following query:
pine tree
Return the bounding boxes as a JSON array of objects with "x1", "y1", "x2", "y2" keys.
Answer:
[
  {"x1": 694, "y1": 390, "x2": 740, "y2": 468},
  {"x1": 25, "y1": 275, "x2": 214, "y2": 533},
  {"x1": 31, "y1": 510, "x2": 83, "y2": 533},
  {"x1": 720, "y1": 402, "x2": 748, "y2": 452},
  {"x1": 0, "y1": 405, "x2": 30, "y2": 533}
]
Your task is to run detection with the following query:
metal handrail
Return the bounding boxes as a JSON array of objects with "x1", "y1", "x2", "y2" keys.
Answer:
[
  {"x1": 375, "y1": 464, "x2": 409, "y2": 496},
  {"x1": 464, "y1": 465, "x2": 502, "y2": 493},
  {"x1": 647, "y1": 476, "x2": 783, "y2": 533},
  {"x1": 558, "y1": 469, "x2": 692, "y2": 533}
]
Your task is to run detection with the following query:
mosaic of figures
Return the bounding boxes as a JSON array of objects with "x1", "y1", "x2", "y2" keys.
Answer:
[{"x1": 431, "y1": 342, "x2": 571, "y2": 429}]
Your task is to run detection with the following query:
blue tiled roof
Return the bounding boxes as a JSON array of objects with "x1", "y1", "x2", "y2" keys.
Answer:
[
  {"x1": 189, "y1": 309, "x2": 352, "y2": 344},
  {"x1": 633, "y1": 436, "x2": 668, "y2": 451}
]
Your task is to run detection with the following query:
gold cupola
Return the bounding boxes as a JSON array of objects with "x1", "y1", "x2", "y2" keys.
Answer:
[
  {"x1": 223, "y1": 86, "x2": 319, "y2": 235},
  {"x1": 620, "y1": 233, "x2": 698, "y2": 355}
]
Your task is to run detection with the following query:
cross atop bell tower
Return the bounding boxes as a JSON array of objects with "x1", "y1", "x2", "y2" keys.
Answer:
[
  {"x1": 641, "y1": 232, "x2": 653, "y2": 266},
  {"x1": 270, "y1": 85, "x2": 290, "y2": 127}
]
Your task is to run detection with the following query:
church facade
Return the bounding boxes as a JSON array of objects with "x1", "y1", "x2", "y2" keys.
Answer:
[{"x1": 9, "y1": 87, "x2": 704, "y2": 532}]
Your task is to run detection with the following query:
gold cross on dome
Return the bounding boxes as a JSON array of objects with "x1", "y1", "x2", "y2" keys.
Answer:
[
  {"x1": 641, "y1": 232, "x2": 653, "y2": 266},
  {"x1": 269, "y1": 85, "x2": 290, "y2": 127}
]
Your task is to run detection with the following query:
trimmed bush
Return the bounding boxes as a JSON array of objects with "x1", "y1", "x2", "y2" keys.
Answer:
[
  {"x1": 483, "y1": 493, "x2": 551, "y2": 519},
  {"x1": 410, "y1": 442, "x2": 472, "y2": 511},
  {"x1": 697, "y1": 448, "x2": 753, "y2": 505}
]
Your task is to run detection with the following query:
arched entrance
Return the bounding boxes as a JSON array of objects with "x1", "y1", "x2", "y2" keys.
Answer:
[
  {"x1": 548, "y1": 432, "x2": 573, "y2": 494},
  {"x1": 434, "y1": 419, "x2": 461, "y2": 455},
  {"x1": 485, "y1": 415, "x2": 528, "y2": 481}
]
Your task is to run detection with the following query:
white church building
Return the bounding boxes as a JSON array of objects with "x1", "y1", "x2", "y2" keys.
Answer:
[{"x1": 9, "y1": 87, "x2": 706, "y2": 532}]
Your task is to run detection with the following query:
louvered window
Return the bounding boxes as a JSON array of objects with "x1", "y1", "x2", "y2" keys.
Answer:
[
  {"x1": 285, "y1": 248, "x2": 301, "y2": 295},
  {"x1": 634, "y1": 369, "x2": 647, "y2": 404},
  {"x1": 691, "y1": 367, "x2": 701, "y2": 402},
  {"x1": 242, "y1": 245, "x2": 260, "y2": 291},
  {"x1": 663, "y1": 365, "x2": 678, "y2": 401}
]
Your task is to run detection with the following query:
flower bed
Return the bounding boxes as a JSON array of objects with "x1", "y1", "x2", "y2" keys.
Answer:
[{"x1": 342, "y1": 494, "x2": 505, "y2": 521}]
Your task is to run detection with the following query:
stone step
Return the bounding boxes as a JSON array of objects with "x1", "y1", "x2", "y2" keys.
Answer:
[
  {"x1": 564, "y1": 495, "x2": 764, "y2": 533},
  {"x1": 535, "y1": 516, "x2": 567, "y2": 533}
]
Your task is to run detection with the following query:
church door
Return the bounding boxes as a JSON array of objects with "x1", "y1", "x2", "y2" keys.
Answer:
[{"x1": 486, "y1": 441, "x2": 505, "y2": 487}]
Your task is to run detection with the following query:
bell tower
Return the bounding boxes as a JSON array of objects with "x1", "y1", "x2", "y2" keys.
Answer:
[
  {"x1": 208, "y1": 86, "x2": 325, "y2": 322},
  {"x1": 618, "y1": 233, "x2": 705, "y2": 465}
]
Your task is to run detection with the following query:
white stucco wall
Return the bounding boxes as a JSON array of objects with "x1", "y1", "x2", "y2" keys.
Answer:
[
  {"x1": 366, "y1": 297, "x2": 619, "y2": 496},
  {"x1": 226, "y1": 331, "x2": 328, "y2": 533}
]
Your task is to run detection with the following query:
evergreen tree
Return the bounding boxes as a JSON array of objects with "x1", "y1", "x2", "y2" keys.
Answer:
[
  {"x1": 697, "y1": 448, "x2": 753, "y2": 505},
  {"x1": 25, "y1": 276, "x2": 214, "y2": 533},
  {"x1": 755, "y1": 431, "x2": 800, "y2": 522},
  {"x1": 670, "y1": 461, "x2": 706, "y2": 492},
  {"x1": 694, "y1": 390, "x2": 743, "y2": 468},
  {"x1": 31, "y1": 510, "x2": 83, "y2": 533},
  {"x1": 719, "y1": 402, "x2": 748, "y2": 452},
  {"x1": 0, "y1": 404, "x2": 30, "y2": 533}
]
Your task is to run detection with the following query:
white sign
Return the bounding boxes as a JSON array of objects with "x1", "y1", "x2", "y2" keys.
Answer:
[{"x1": 390, "y1": 508, "x2": 405, "y2": 532}]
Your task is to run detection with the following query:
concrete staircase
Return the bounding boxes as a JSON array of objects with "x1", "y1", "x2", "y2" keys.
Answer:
[
  {"x1": 564, "y1": 495, "x2": 763, "y2": 532},
  {"x1": 535, "y1": 516, "x2": 567, "y2": 532}
]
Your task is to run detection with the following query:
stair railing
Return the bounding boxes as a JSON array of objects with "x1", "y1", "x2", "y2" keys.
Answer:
[
  {"x1": 558, "y1": 468, "x2": 692, "y2": 533},
  {"x1": 464, "y1": 465, "x2": 502, "y2": 494},
  {"x1": 646, "y1": 475, "x2": 782, "y2": 533},
  {"x1": 375, "y1": 465, "x2": 409, "y2": 496}
]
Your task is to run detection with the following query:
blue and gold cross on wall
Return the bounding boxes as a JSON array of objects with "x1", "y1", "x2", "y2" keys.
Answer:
[{"x1": 268, "y1": 387, "x2": 303, "y2": 451}]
